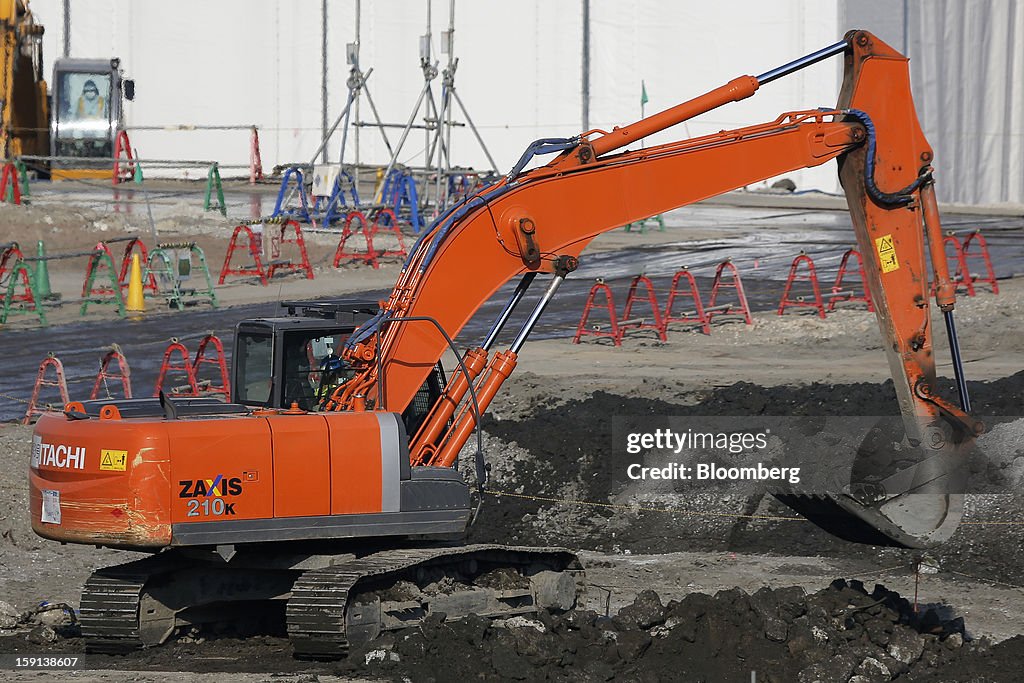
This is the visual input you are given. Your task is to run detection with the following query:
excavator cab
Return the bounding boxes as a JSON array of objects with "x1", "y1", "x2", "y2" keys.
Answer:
[
  {"x1": 233, "y1": 299, "x2": 447, "y2": 435},
  {"x1": 49, "y1": 57, "x2": 132, "y2": 179}
]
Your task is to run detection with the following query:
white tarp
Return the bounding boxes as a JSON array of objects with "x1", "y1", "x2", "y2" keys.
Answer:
[
  {"x1": 906, "y1": 0, "x2": 1024, "y2": 205},
  {"x1": 29, "y1": 0, "x2": 1023, "y2": 205}
]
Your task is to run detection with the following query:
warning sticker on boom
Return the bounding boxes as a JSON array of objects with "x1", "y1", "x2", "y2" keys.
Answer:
[
  {"x1": 875, "y1": 234, "x2": 900, "y2": 273},
  {"x1": 99, "y1": 449, "x2": 128, "y2": 472}
]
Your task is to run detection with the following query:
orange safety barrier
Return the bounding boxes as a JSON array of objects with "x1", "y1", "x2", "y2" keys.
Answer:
[
  {"x1": 24, "y1": 355, "x2": 70, "y2": 424},
  {"x1": 573, "y1": 280, "x2": 622, "y2": 346},
  {"x1": 219, "y1": 224, "x2": 269, "y2": 285},
  {"x1": 112, "y1": 130, "x2": 135, "y2": 185},
  {"x1": 89, "y1": 345, "x2": 132, "y2": 400},
  {"x1": 664, "y1": 267, "x2": 710, "y2": 335},
  {"x1": 828, "y1": 248, "x2": 874, "y2": 311},
  {"x1": 153, "y1": 340, "x2": 200, "y2": 397},
  {"x1": 777, "y1": 252, "x2": 826, "y2": 318},
  {"x1": 116, "y1": 237, "x2": 159, "y2": 293},
  {"x1": 960, "y1": 231, "x2": 998, "y2": 295},
  {"x1": 0, "y1": 162, "x2": 22, "y2": 204},
  {"x1": 707, "y1": 260, "x2": 752, "y2": 325},
  {"x1": 368, "y1": 208, "x2": 409, "y2": 259},
  {"x1": 192, "y1": 334, "x2": 231, "y2": 400},
  {"x1": 333, "y1": 211, "x2": 379, "y2": 269},
  {"x1": 618, "y1": 275, "x2": 668, "y2": 341},
  {"x1": 267, "y1": 219, "x2": 314, "y2": 280}
]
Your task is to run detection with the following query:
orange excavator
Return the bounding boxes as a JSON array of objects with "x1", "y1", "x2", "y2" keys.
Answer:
[{"x1": 29, "y1": 31, "x2": 980, "y2": 657}]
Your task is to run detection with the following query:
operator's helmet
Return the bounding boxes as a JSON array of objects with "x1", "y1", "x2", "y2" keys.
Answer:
[{"x1": 320, "y1": 354, "x2": 344, "y2": 375}]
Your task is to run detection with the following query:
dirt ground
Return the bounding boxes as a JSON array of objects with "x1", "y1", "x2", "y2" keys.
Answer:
[{"x1": 0, "y1": 184, "x2": 1022, "y2": 681}]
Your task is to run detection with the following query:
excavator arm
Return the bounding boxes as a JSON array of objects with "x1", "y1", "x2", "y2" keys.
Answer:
[{"x1": 332, "y1": 31, "x2": 978, "y2": 548}]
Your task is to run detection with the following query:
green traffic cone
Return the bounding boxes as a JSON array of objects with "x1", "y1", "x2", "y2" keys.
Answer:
[{"x1": 34, "y1": 240, "x2": 51, "y2": 299}]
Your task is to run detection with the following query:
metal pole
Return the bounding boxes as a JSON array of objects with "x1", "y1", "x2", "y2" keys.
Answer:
[
  {"x1": 943, "y1": 311, "x2": 971, "y2": 412},
  {"x1": 320, "y1": 0, "x2": 328, "y2": 164},
  {"x1": 755, "y1": 39, "x2": 848, "y2": 85},
  {"x1": 307, "y1": 73, "x2": 366, "y2": 168},
  {"x1": 354, "y1": 0, "x2": 362, "y2": 184},
  {"x1": 581, "y1": 0, "x2": 590, "y2": 132},
  {"x1": 482, "y1": 273, "x2": 537, "y2": 350},
  {"x1": 509, "y1": 273, "x2": 568, "y2": 354},
  {"x1": 452, "y1": 89, "x2": 497, "y2": 172},
  {"x1": 62, "y1": 0, "x2": 71, "y2": 57}
]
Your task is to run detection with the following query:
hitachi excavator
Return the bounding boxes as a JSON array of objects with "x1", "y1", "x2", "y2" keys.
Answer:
[{"x1": 29, "y1": 31, "x2": 981, "y2": 657}]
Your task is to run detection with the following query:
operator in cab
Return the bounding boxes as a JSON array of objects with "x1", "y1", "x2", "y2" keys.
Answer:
[{"x1": 316, "y1": 353, "x2": 354, "y2": 409}]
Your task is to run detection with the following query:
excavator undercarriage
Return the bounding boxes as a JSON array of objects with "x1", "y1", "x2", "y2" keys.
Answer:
[{"x1": 81, "y1": 544, "x2": 581, "y2": 657}]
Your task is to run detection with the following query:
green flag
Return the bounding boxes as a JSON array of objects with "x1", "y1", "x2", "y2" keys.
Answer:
[{"x1": 641, "y1": 80, "x2": 649, "y2": 106}]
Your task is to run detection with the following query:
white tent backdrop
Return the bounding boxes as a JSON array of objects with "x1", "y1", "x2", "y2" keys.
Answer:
[{"x1": 30, "y1": 0, "x2": 1023, "y2": 205}]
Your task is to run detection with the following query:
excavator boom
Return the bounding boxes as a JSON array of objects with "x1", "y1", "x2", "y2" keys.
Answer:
[{"x1": 336, "y1": 30, "x2": 976, "y2": 548}]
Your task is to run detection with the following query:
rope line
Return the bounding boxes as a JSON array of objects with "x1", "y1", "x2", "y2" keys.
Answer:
[
  {"x1": 486, "y1": 489, "x2": 1024, "y2": 526},
  {"x1": 487, "y1": 489, "x2": 808, "y2": 521}
]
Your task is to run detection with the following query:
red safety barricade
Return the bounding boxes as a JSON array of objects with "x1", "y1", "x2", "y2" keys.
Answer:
[
  {"x1": 707, "y1": 260, "x2": 752, "y2": 325},
  {"x1": 82, "y1": 242, "x2": 119, "y2": 297},
  {"x1": 117, "y1": 237, "x2": 159, "y2": 293},
  {"x1": 619, "y1": 275, "x2": 668, "y2": 341},
  {"x1": 89, "y1": 345, "x2": 132, "y2": 400},
  {"x1": 940, "y1": 235, "x2": 975, "y2": 297},
  {"x1": 267, "y1": 220, "x2": 314, "y2": 280},
  {"x1": 112, "y1": 130, "x2": 135, "y2": 185},
  {"x1": 219, "y1": 224, "x2": 268, "y2": 285},
  {"x1": 961, "y1": 231, "x2": 998, "y2": 295},
  {"x1": 664, "y1": 268, "x2": 710, "y2": 335},
  {"x1": 0, "y1": 162, "x2": 21, "y2": 204},
  {"x1": 368, "y1": 208, "x2": 409, "y2": 259},
  {"x1": 24, "y1": 355, "x2": 70, "y2": 424},
  {"x1": 778, "y1": 253, "x2": 826, "y2": 319},
  {"x1": 193, "y1": 334, "x2": 231, "y2": 400},
  {"x1": 828, "y1": 249, "x2": 874, "y2": 312},
  {"x1": 154, "y1": 340, "x2": 200, "y2": 397},
  {"x1": 0, "y1": 244, "x2": 31, "y2": 303},
  {"x1": 249, "y1": 126, "x2": 264, "y2": 184},
  {"x1": 573, "y1": 281, "x2": 621, "y2": 346},
  {"x1": 333, "y1": 211, "x2": 379, "y2": 269},
  {"x1": 0, "y1": 244, "x2": 23, "y2": 278}
]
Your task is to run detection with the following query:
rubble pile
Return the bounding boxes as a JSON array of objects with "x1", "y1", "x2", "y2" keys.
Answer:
[{"x1": 338, "y1": 581, "x2": 1017, "y2": 682}]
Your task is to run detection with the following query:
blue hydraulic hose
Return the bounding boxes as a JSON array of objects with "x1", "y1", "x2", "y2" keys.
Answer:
[
  {"x1": 840, "y1": 108, "x2": 931, "y2": 207},
  {"x1": 346, "y1": 135, "x2": 581, "y2": 351}
]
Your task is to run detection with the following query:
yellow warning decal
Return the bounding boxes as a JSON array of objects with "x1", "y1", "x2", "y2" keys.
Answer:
[
  {"x1": 99, "y1": 449, "x2": 128, "y2": 472},
  {"x1": 875, "y1": 234, "x2": 900, "y2": 273}
]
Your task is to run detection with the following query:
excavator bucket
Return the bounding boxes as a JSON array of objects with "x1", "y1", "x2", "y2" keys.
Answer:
[{"x1": 774, "y1": 415, "x2": 971, "y2": 548}]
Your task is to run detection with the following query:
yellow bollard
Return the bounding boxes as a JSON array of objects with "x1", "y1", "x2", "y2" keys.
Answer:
[{"x1": 126, "y1": 253, "x2": 145, "y2": 313}]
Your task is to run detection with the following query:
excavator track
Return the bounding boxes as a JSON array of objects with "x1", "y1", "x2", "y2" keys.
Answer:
[
  {"x1": 79, "y1": 545, "x2": 581, "y2": 657},
  {"x1": 80, "y1": 554, "x2": 188, "y2": 654},
  {"x1": 287, "y1": 544, "x2": 582, "y2": 659}
]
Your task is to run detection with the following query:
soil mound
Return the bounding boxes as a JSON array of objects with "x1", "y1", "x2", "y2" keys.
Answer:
[{"x1": 338, "y1": 581, "x2": 1011, "y2": 683}]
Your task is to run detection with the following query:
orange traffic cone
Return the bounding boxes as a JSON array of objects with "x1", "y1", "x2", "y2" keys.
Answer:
[{"x1": 126, "y1": 253, "x2": 145, "y2": 314}]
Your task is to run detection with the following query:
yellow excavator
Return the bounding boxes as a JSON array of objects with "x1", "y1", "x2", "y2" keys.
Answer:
[{"x1": 1, "y1": 0, "x2": 133, "y2": 179}]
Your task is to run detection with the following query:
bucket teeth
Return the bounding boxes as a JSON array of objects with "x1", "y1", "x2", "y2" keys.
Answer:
[{"x1": 773, "y1": 491, "x2": 963, "y2": 549}]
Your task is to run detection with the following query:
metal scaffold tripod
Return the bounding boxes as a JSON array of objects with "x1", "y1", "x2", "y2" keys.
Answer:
[{"x1": 377, "y1": 0, "x2": 498, "y2": 219}]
